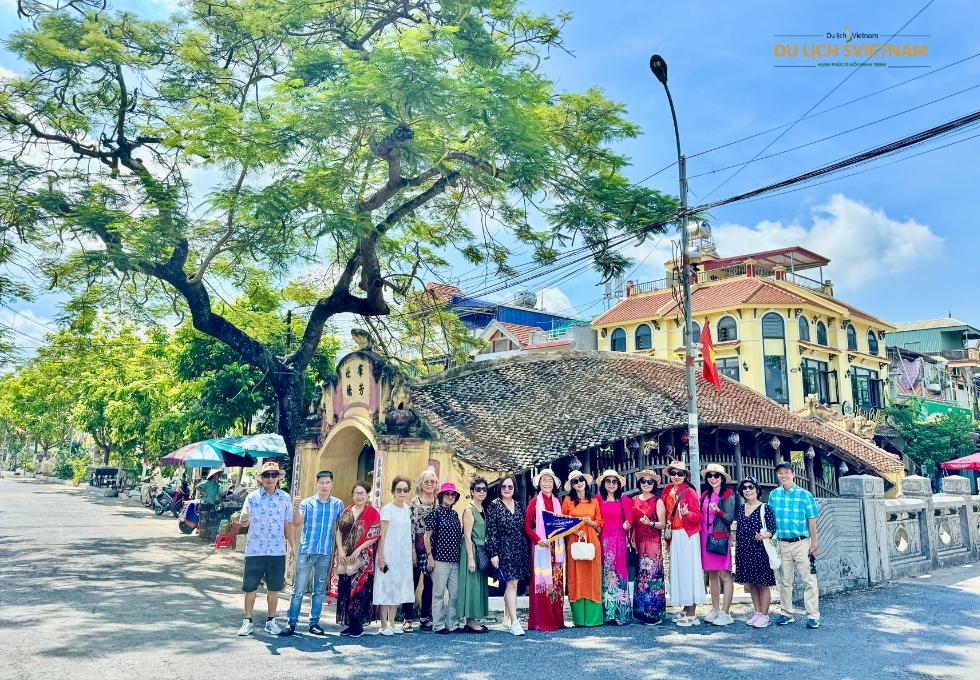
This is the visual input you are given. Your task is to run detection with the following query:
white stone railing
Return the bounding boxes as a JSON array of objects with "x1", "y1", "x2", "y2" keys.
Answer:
[{"x1": 810, "y1": 474, "x2": 979, "y2": 596}]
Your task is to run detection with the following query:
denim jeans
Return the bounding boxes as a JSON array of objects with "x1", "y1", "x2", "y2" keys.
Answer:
[{"x1": 287, "y1": 552, "x2": 332, "y2": 626}]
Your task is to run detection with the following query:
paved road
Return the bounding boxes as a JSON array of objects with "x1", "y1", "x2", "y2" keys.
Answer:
[{"x1": 1, "y1": 476, "x2": 978, "y2": 679}]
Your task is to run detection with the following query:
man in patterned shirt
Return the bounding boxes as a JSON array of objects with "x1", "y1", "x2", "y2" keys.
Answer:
[
  {"x1": 768, "y1": 462, "x2": 821, "y2": 629},
  {"x1": 236, "y1": 461, "x2": 295, "y2": 636}
]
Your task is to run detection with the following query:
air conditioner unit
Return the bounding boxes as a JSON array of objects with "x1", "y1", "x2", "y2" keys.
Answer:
[{"x1": 926, "y1": 382, "x2": 942, "y2": 393}]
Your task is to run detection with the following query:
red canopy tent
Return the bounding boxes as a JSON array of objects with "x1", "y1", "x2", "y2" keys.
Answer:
[{"x1": 940, "y1": 452, "x2": 980, "y2": 471}]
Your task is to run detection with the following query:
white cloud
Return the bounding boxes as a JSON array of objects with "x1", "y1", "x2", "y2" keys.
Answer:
[
  {"x1": 537, "y1": 286, "x2": 574, "y2": 314},
  {"x1": 623, "y1": 194, "x2": 943, "y2": 291},
  {"x1": 0, "y1": 65, "x2": 16, "y2": 80}
]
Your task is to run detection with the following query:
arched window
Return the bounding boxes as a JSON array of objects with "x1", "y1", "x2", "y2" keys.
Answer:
[
  {"x1": 816, "y1": 321, "x2": 828, "y2": 346},
  {"x1": 798, "y1": 316, "x2": 810, "y2": 342},
  {"x1": 762, "y1": 312, "x2": 789, "y2": 405},
  {"x1": 846, "y1": 324, "x2": 857, "y2": 351},
  {"x1": 635, "y1": 324, "x2": 652, "y2": 350},
  {"x1": 717, "y1": 316, "x2": 738, "y2": 342},
  {"x1": 867, "y1": 330, "x2": 879, "y2": 355},
  {"x1": 611, "y1": 328, "x2": 627, "y2": 352}
]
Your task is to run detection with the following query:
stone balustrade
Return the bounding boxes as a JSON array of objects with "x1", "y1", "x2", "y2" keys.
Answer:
[{"x1": 805, "y1": 474, "x2": 979, "y2": 596}]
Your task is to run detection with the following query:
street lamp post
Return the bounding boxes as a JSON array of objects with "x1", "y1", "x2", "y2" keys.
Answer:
[{"x1": 649, "y1": 54, "x2": 701, "y2": 494}]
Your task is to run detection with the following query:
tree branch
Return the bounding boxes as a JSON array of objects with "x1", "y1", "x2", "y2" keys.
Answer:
[
  {"x1": 188, "y1": 166, "x2": 247, "y2": 284},
  {"x1": 378, "y1": 171, "x2": 458, "y2": 231}
]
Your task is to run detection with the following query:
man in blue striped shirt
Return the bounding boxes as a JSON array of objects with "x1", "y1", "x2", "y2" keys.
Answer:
[
  {"x1": 768, "y1": 462, "x2": 821, "y2": 629},
  {"x1": 281, "y1": 470, "x2": 345, "y2": 636}
]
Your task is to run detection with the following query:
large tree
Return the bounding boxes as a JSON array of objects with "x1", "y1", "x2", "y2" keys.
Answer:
[{"x1": 0, "y1": 0, "x2": 675, "y2": 459}]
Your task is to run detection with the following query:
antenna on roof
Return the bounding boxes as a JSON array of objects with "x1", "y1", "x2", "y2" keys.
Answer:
[{"x1": 614, "y1": 274, "x2": 624, "y2": 299}]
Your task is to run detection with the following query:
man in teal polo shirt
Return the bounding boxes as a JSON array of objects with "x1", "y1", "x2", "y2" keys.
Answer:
[{"x1": 768, "y1": 462, "x2": 821, "y2": 629}]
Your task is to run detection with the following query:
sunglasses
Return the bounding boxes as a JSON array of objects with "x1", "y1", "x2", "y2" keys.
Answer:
[
  {"x1": 740, "y1": 485, "x2": 757, "y2": 492},
  {"x1": 572, "y1": 478, "x2": 587, "y2": 485},
  {"x1": 395, "y1": 487, "x2": 410, "y2": 493},
  {"x1": 705, "y1": 473, "x2": 723, "y2": 480},
  {"x1": 638, "y1": 478, "x2": 656, "y2": 485},
  {"x1": 260, "y1": 472, "x2": 279, "y2": 479},
  {"x1": 501, "y1": 484, "x2": 514, "y2": 490},
  {"x1": 668, "y1": 471, "x2": 686, "y2": 478},
  {"x1": 473, "y1": 486, "x2": 488, "y2": 493}
]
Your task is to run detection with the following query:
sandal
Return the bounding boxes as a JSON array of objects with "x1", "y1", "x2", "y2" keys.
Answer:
[{"x1": 402, "y1": 620, "x2": 414, "y2": 633}]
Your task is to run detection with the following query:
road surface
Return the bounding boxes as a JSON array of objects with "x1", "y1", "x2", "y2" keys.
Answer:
[{"x1": 1, "y1": 476, "x2": 977, "y2": 679}]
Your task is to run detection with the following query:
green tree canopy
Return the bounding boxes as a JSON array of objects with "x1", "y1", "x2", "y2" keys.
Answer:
[
  {"x1": 0, "y1": 0, "x2": 676, "y2": 458},
  {"x1": 883, "y1": 398, "x2": 977, "y2": 472}
]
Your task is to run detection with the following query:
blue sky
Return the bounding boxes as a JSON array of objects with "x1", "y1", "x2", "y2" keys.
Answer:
[{"x1": 2, "y1": 0, "x2": 979, "y2": 350}]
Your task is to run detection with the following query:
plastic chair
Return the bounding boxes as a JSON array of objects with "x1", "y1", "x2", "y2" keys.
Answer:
[{"x1": 214, "y1": 521, "x2": 240, "y2": 549}]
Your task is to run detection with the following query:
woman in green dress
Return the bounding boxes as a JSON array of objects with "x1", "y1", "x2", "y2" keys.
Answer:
[{"x1": 458, "y1": 477, "x2": 490, "y2": 632}]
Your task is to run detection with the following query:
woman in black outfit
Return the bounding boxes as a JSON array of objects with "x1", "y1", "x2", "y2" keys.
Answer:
[
  {"x1": 733, "y1": 476, "x2": 779, "y2": 628},
  {"x1": 485, "y1": 475, "x2": 529, "y2": 636}
]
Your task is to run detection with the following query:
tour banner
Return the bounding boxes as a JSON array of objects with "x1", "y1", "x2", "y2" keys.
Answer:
[{"x1": 542, "y1": 510, "x2": 584, "y2": 542}]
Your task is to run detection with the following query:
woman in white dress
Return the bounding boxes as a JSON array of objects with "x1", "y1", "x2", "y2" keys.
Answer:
[{"x1": 373, "y1": 475, "x2": 416, "y2": 635}]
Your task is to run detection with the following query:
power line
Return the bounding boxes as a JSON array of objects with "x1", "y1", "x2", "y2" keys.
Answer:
[
  {"x1": 693, "y1": 107, "x2": 980, "y2": 214},
  {"x1": 687, "y1": 82, "x2": 980, "y2": 180},
  {"x1": 687, "y1": 50, "x2": 980, "y2": 160},
  {"x1": 700, "y1": 0, "x2": 936, "y2": 201}
]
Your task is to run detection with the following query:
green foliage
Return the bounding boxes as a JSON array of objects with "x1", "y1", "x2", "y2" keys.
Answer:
[
  {"x1": 883, "y1": 398, "x2": 977, "y2": 471},
  {"x1": 0, "y1": 0, "x2": 677, "y2": 456},
  {"x1": 69, "y1": 456, "x2": 90, "y2": 487}
]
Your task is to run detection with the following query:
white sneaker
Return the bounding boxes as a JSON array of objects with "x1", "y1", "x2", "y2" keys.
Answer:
[
  {"x1": 704, "y1": 609, "x2": 721, "y2": 623},
  {"x1": 392, "y1": 625, "x2": 404, "y2": 635},
  {"x1": 263, "y1": 618, "x2": 284, "y2": 635},
  {"x1": 380, "y1": 626, "x2": 394, "y2": 636},
  {"x1": 711, "y1": 611, "x2": 735, "y2": 626},
  {"x1": 676, "y1": 616, "x2": 701, "y2": 627},
  {"x1": 510, "y1": 622, "x2": 525, "y2": 636},
  {"x1": 237, "y1": 619, "x2": 253, "y2": 636}
]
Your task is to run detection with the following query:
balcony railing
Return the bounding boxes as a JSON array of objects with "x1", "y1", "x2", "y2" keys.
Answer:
[{"x1": 941, "y1": 348, "x2": 980, "y2": 362}]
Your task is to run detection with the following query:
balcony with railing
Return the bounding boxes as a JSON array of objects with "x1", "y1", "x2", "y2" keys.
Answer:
[{"x1": 941, "y1": 347, "x2": 980, "y2": 363}]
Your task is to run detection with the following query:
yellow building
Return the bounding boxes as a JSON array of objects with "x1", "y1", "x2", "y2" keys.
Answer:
[{"x1": 592, "y1": 247, "x2": 896, "y2": 414}]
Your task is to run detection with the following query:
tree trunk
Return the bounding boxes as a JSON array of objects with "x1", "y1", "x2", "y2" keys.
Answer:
[{"x1": 274, "y1": 368, "x2": 306, "y2": 484}]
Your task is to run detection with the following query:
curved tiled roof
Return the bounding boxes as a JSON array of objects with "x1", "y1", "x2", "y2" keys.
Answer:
[{"x1": 407, "y1": 352, "x2": 903, "y2": 477}]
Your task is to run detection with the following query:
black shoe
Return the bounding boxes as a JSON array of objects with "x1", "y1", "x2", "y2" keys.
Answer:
[
  {"x1": 465, "y1": 626, "x2": 489, "y2": 634},
  {"x1": 278, "y1": 624, "x2": 295, "y2": 637},
  {"x1": 339, "y1": 626, "x2": 352, "y2": 636},
  {"x1": 435, "y1": 628, "x2": 450, "y2": 635},
  {"x1": 348, "y1": 628, "x2": 363, "y2": 638},
  {"x1": 308, "y1": 624, "x2": 325, "y2": 635},
  {"x1": 420, "y1": 620, "x2": 433, "y2": 631}
]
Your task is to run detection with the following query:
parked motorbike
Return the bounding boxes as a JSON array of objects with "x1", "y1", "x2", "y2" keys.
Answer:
[
  {"x1": 140, "y1": 478, "x2": 158, "y2": 508},
  {"x1": 152, "y1": 485, "x2": 187, "y2": 517}
]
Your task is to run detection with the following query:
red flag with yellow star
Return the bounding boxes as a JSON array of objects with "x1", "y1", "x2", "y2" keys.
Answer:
[{"x1": 701, "y1": 322, "x2": 722, "y2": 393}]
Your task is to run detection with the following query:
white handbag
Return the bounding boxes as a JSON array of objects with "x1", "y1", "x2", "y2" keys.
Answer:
[
  {"x1": 570, "y1": 536, "x2": 595, "y2": 561},
  {"x1": 759, "y1": 503, "x2": 782, "y2": 571}
]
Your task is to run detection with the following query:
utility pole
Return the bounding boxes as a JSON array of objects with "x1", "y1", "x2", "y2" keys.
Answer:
[{"x1": 650, "y1": 54, "x2": 701, "y2": 494}]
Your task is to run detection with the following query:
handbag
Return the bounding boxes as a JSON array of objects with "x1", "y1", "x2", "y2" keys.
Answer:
[
  {"x1": 620, "y1": 502, "x2": 639, "y2": 577},
  {"x1": 664, "y1": 487, "x2": 684, "y2": 541},
  {"x1": 759, "y1": 503, "x2": 782, "y2": 570},
  {"x1": 475, "y1": 544, "x2": 493, "y2": 575},
  {"x1": 704, "y1": 495, "x2": 730, "y2": 556},
  {"x1": 571, "y1": 535, "x2": 595, "y2": 561}
]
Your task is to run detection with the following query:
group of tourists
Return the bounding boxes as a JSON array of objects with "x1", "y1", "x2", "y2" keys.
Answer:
[{"x1": 234, "y1": 456, "x2": 822, "y2": 639}]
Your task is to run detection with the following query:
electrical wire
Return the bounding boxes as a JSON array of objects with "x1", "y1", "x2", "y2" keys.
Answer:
[
  {"x1": 687, "y1": 50, "x2": 980, "y2": 160},
  {"x1": 700, "y1": 0, "x2": 936, "y2": 201},
  {"x1": 687, "y1": 82, "x2": 980, "y2": 181}
]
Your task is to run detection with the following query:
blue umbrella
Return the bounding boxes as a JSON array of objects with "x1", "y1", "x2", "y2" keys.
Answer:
[
  {"x1": 210, "y1": 433, "x2": 288, "y2": 459},
  {"x1": 160, "y1": 440, "x2": 226, "y2": 468}
]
